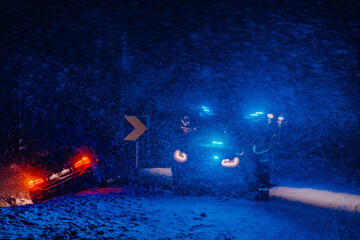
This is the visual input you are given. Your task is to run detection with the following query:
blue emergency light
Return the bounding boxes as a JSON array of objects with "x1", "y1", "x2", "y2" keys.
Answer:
[{"x1": 202, "y1": 106, "x2": 210, "y2": 112}]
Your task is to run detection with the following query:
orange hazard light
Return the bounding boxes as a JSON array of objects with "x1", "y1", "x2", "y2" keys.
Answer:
[
  {"x1": 29, "y1": 178, "x2": 45, "y2": 189},
  {"x1": 74, "y1": 156, "x2": 92, "y2": 170}
]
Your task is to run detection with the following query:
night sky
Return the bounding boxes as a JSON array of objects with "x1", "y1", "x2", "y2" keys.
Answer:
[{"x1": 1, "y1": 0, "x2": 360, "y2": 190}]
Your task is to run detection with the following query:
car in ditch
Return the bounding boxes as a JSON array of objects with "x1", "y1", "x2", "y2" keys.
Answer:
[{"x1": 28, "y1": 146, "x2": 100, "y2": 203}]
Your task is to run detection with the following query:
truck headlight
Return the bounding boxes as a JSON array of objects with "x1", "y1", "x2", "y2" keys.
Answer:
[{"x1": 174, "y1": 150, "x2": 187, "y2": 163}]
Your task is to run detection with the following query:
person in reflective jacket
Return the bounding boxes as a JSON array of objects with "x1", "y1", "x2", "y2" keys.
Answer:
[
  {"x1": 245, "y1": 111, "x2": 284, "y2": 201},
  {"x1": 252, "y1": 133, "x2": 273, "y2": 201}
]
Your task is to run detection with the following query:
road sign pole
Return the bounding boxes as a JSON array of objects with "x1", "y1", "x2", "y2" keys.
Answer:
[
  {"x1": 135, "y1": 140, "x2": 139, "y2": 169},
  {"x1": 123, "y1": 115, "x2": 148, "y2": 172}
]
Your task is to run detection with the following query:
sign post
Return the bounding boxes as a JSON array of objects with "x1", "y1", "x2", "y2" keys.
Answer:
[{"x1": 124, "y1": 116, "x2": 147, "y2": 170}]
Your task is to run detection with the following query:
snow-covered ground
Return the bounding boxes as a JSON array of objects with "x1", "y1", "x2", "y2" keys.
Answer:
[{"x1": 1, "y1": 186, "x2": 359, "y2": 240}]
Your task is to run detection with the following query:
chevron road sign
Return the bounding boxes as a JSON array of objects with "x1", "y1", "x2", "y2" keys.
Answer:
[{"x1": 124, "y1": 116, "x2": 147, "y2": 141}]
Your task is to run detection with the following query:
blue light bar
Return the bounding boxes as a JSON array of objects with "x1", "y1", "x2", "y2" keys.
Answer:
[
  {"x1": 202, "y1": 106, "x2": 210, "y2": 112},
  {"x1": 214, "y1": 156, "x2": 219, "y2": 159},
  {"x1": 250, "y1": 112, "x2": 264, "y2": 117},
  {"x1": 212, "y1": 141, "x2": 223, "y2": 145}
]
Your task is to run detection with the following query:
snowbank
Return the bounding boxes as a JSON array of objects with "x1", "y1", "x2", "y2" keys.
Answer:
[
  {"x1": 0, "y1": 164, "x2": 32, "y2": 207},
  {"x1": 270, "y1": 186, "x2": 360, "y2": 212}
]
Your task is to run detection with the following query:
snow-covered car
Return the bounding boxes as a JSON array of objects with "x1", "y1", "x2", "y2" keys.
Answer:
[{"x1": 28, "y1": 147, "x2": 100, "y2": 203}]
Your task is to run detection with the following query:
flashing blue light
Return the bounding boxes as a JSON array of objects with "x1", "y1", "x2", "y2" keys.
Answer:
[
  {"x1": 212, "y1": 141, "x2": 223, "y2": 145},
  {"x1": 214, "y1": 156, "x2": 219, "y2": 159},
  {"x1": 244, "y1": 111, "x2": 265, "y2": 121},
  {"x1": 200, "y1": 106, "x2": 214, "y2": 117},
  {"x1": 249, "y1": 112, "x2": 264, "y2": 117},
  {"x1": 202, "y1": 106, "x2": 210, "y2": 112}
]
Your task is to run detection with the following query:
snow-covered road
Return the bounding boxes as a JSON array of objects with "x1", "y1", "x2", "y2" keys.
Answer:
[{"x1": 1, "y1": 187, "x2": 359, "y2": 240}]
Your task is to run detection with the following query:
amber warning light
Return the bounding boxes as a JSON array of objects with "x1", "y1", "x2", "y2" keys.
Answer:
[
  {"x1": 74, "y1": 156, "x2": 92, "y2": 170},
  {"x1": 29, "y1": 178, "x2": 44, "y2": 189}
]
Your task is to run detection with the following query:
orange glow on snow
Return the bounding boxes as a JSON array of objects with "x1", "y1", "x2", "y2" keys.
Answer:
[
  {"x1": 221, "y1": 157, "x2": 240, "y2": 167},
  {"x1": 174, "y1": 150, "x2": 187, "y2": 163}
]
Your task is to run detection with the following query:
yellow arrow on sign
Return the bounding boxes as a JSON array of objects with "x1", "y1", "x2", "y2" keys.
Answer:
[{"x1": 124, "y1": 116, "x2": 147, "y2": 141}]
